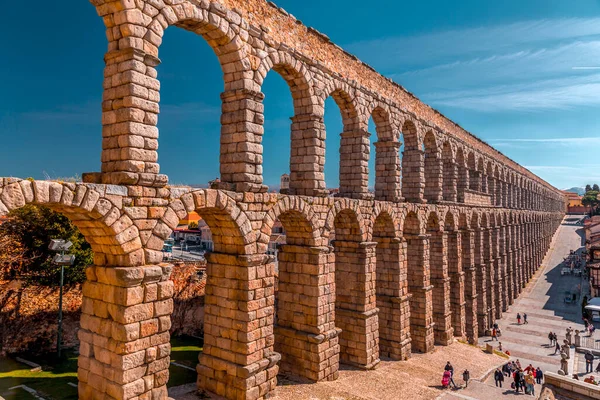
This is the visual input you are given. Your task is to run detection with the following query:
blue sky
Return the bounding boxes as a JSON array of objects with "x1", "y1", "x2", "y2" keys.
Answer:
[{"x1": 2, "y1": 0, "x2": 600, "y2": 190}]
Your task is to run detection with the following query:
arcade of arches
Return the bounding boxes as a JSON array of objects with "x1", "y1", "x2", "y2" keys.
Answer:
[{"x1": 0, "y1": 1, "x2": 566, "y2": 399}]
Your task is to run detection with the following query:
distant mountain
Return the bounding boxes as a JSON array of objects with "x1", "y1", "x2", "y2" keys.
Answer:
[{"x1": 563, "y1": 187, "x2": 585, "y2": 195}]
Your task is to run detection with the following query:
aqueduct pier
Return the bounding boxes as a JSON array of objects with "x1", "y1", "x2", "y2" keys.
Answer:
[{"x1": 0, "y1": 0, "x2": 566, "y2": 399}]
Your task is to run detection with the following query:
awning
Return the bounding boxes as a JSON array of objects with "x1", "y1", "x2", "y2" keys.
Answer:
[{"x1": 585, "y1": 297, "x2": 600, "y2": 312}]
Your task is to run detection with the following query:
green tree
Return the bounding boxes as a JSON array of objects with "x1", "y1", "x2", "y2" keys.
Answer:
[
  {"x1": 188, "y1": 221, "x2": 198, "y2": 230},
  {"x1": 593, "y1": 184, "x2": 599, "y2": 192},
  {"x1": 586, "y1": 184, "x2": 593, "y2": 193},
  {"x1": 582, "y1": 190, "x2": 600, "y2": 209},
  {"x1": 0, "y1": 205, "x2": 93, "y2": 285}
]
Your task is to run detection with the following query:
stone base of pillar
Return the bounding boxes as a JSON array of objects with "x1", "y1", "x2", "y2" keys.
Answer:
[
  {"x1": 433, "y1": 311, "x2": 454, "y2": 346},
  {"x1": 337, "y1": 308, "x2": 380, "y2": 369},
  {"x1": 378, "y1": 295, "x2": 411, "y2": 361},
  {"x1": 78, "y1": 264, "x2": 174, "y2": 400},
  {"x1": 274, "y1": 326, "x2": 340, "y2": 382},
  {"x1": 197, "y1": 352, "x2": 279, "y2": 400}
]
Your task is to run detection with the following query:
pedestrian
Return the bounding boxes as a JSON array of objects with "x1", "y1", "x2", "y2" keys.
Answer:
[
  {"x1": 463, "y1": 369, "x2": 470, "y2": 388},
  {"x1": 548, "y1": 331, "x2": 553, "y2": 346},
  {"x1": 525, "y1": 372, "x2": 535, "y2": 396},
  {"x1": 444, "y1": 361, "x2": 458, "y2": 389},
  {"x1": 517, "y1": 313, "x2": 522, "y2": 324},
  {"x1": 516, "y1": 359, "x2": 522, "y2": 369},
  {"x1": 494, "y1": 368, "x2": 504, "y2": 388},
  {"x1": 552, "y1": 332, "x2": 558, "y2": 345},
  {"x1": 585, "y1": 350, "x2": 594, "y2": 373},
  {"x1": 523, "y1": 313, "x2": 528, "y2": 324},
  {"x1": 492, "y1": 328, "x2": 498, "y2": 341},
  {"x1": 535, "y1": 367, "x2": 543, "y2": 384},
  {"x1": 554, "y1": 341, "x2": 561, "y2": 355},
  {"x1": 498, "y1": 341, "x2": 503, "y2": 351},
  {"x1": 513, "y1": 370, "x2": 521, "y2": 393}
]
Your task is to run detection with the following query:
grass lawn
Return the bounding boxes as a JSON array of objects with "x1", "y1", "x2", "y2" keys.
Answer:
[{"x1": 0, "y1": 335, "x2": 203, "y2": 399}]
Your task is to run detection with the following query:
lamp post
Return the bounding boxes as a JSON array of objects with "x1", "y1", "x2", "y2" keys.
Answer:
[{"x1": 49, "y1": 239, "x2": 75, "y2": 358}]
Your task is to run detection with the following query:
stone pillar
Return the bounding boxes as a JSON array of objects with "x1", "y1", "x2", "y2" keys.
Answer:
[
  {"x1": 488, "y1": 176, "x2": 496, "y2": 205},
  {"x1": 339, "y1": 130, "x2": 371, "y2": 199},
  {"x1": 275, "y1": 245, "x2": 339, "y2": 382},
  {"x1": 402, "y1": 147, "x2": 425, "y2": 203},
  {"x1": 474, "y1": 228, "x2": 488, "y2": 333},
  {"x1": 430, "y1": 231, "x2": 453, "y2": 345},
  {"x1": 406, "y1": 234, "x2": 435, "y2": 352},
  {"x1": 219, "y1": 89, "x2": 269, "y2": 193},
  {"x1": 448, "y1": 231, "x2": 466, "y2": 338},
  {"x1": 499, "y1": 225, "x2": 510, "y2": 312},
  {"x1": 501, "y1": 181, "x2": 507, "y2": 208},
  {"x1": 374, "y1": 141, "x2": 402, "y2": 202},
  {"x1": 87, "y1": 48, "x2": 168, "y2": 187},
  {"x1": 198, "y1": 253, "x2": 279, "y2": 400},
  {"x1": 289, "y1": 114, "x2": 328, "y2": 197},
  {"x1": 376, "y1": 238, "x2": 411, "y2": 360},
  {"x1": 492, "y1": 227, "x2": 503, "y2": 320},
  {"x1": 461, "y1": 229, "x2": 478, "y2": 343},
  {"x1": 334, "y1": 241, "x2": 380, "y2": 369},
  {"x1": 457, "y1": 163, "x2": 469, "y2": 203},
  {"x1": 78, "y1": 264, "x2": 174, "y2": 400},
  {"x1": 442, "y1": 155, "x2": 458, "y2": 202},
  {"x1": 483, "y1": 228, "x2": 496, "y2": 329},
  {"x1": 424, "y1": 150, "x2": 443, "y2": 203}
]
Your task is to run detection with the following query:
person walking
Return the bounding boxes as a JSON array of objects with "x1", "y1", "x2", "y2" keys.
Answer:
[
  {"x1": 517, "y1": 313, "x2": 522, "y2": 324},
  {"x1": 492, "y1": 328, "x2": 498, "y2": 341},
  {"x1": 536, "y1": 367, "x2": 543, "y2": 384},
  {"x1": 554, "y1": 341, "x2": 561, "y2": 355},
  {"x1": 444, "y1": 361, "x2": 458, "y2": 389},
  {"x1": 463, "y1": 369, "x2": 470, "y2": 388},
  {"x1": 494, "y1": 368, "x2": 504, "y2": 387},
  {"x1": 548, "y1": 331, "x2": 554, "y2": 346},
  {"x1": 523, "y1": 313, "x2": 528, "y2": 324},
  {"x1": 585, "y1": 350, "x2": 594, "y2": 373}
]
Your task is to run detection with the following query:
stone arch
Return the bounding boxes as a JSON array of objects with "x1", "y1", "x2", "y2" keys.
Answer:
[
  {"x1": 94, "y1": 0, "x2": 254, "y2": 187},
  {"x1": 262, "y1": 196, "x2": 322, "y2": 247},
  {"x1": 0, "y1": 179, "x2": 138, "y2": 266},
  {"x1": 323, "y1": 199, "x2": 367, "y2": 242},
  {"x1": 322, "y1": 80, "x2": 360, "y2": 131},
  {"x1": 371, "y1": 203, "x2": 401, "y2": 240},
  {"x1": 424, "y1": 130, "x2": 442, "y2": 203},
  {"x1": 152, "y1": 189, "x2": 254, "y2": 258}
]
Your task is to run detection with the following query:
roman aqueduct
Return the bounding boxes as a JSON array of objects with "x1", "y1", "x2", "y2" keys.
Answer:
[{"x1": 0, "y1": 0, "x2": 566, "y2": 399}]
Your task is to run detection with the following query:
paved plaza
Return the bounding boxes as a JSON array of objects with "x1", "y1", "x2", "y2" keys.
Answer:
[{"x1": 443, "y1": 216, "x2": 589, "y2": 399}]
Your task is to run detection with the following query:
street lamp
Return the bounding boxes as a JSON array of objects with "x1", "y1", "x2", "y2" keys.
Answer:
[{"x1": 49, "y1": 239, "x2": 75, "y2": 358}]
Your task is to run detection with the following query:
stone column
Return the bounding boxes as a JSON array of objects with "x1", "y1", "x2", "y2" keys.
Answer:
[
  {"x1": 374, "y1": 141, "x2": 402, "y2": 202},
  {"x1": 430, "y1": 231, "x2": 453, "y2": 345},
  {"x1": 334, "y1": 241, "x2": 380, "y2": 369},
  {"x1": 402, "y1": 147, "x2": 425, "y2": 203},
  {"x1": 483, "y1": 228, "x2": 496, "y2": 328},
  {"x1": 457, "y1": 163, "x2": 469, "y2": 203},
  {"x1": 275, "y1": 245, "x2": 339, "y2": 382},
  {"x1": 289, "y1": 114, "x2": 328, "y2": 197},
  {"x1": 424, "y1": 150, "x2": 443, "y2": 203},
  {"x1": 406, "y1": 234, "x2": 435, "y2": 352},
  {"x1": 474, "y1": 228, "x2": 488, "y2": 333},
  {"x1": 376, "y1": 238, "x2": 411, "y2": 360},
  {"x1": 198, "y1": 253, "x2": 280, "y2": 400},
  {"x1": 78, "y1": 264, "x2": 174, "y2": 400},
  {"x1": 442, "y1": 155, "x2": 458, "y2": 202},
  {"x1": 86, "y1": 48, "x2": 168, "y2": 187},
  {"x1": 499, "y1": 225, "x2": 510, "y2": 312},
  {"x1": 339, "y1": 130, "x2": 371, "y2": 199},
  {"x1": 501, "y1": 181, "x2": 507, "y2": 208},
  {"x1": 219, "y1": 89, "x2": 269, "y2": 193},
  {"x1": 488, "y1": 176, "x2": 496, "y2": 205},
  {"x1": 492, "y1": 227, "x2": 503, "y2": 319},
  {"x1": 461, "y1": 229, "x2": 478, "y2": 343},
  {"x1": 448, "y1": 231, "x2": 466, "y2": 338}
]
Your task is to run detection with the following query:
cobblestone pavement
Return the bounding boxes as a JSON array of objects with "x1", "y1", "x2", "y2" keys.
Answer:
[{"x1": 442, "y1": 217, "x2": 588, "y2": 399}]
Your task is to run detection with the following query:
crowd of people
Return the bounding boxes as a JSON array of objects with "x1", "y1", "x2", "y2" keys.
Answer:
[{"x1": 496, "y1": 361, "x2": 543, "y2": 395}]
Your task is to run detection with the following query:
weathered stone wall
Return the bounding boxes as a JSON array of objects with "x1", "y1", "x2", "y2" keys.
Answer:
[{"x1": 0, "y1": 177, "x2": 564, "y2": 399}]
